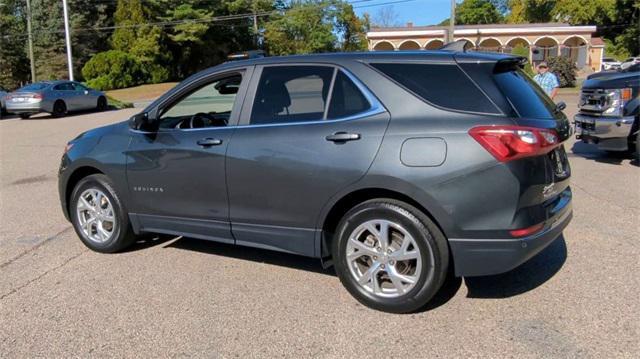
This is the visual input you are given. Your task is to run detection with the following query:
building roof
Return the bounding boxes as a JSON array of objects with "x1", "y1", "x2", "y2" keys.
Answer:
[
  {"x1": 590, "y1": 37, "x2": 605, "y2": 46},
  {"x1": 367, "y1": 23, "x2": 597, "y2": 38}
]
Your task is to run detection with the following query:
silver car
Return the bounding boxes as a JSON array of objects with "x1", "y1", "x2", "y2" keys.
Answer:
[{"x1": 5, "y1": 81, "x2": 107, "y2": 119}]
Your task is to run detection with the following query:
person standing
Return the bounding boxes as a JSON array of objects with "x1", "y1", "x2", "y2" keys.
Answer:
[{"x1": 533, "y1": 62, "x2": 560, "y2": 99}]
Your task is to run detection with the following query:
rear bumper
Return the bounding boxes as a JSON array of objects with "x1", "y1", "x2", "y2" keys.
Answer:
[
  {"x1": 449, "y1": 188, "x2": 572, "y2": 277},
  {"x1": 6, "y1": 102, "x2": 45, "y2": 114}
]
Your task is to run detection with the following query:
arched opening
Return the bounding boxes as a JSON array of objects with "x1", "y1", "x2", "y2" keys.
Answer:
[
  {"x1": 398, "y1": 40, "x2": 421, "y2": 51},
  {"x1": 533, "y1": 37, "x2": 559, "y2": 66},
  {"x1": 454, "y1": 38, "x2": 475, "y2": 51},
  {"x1": 477, "y1": 38, "x2": 502, "y2": 53},
  {"x1": 424, "y1": 39, "x2": 444, "y2": 50},
  {"x1": 562, "y1": 36, "x2": 588, "y2": 68},
  {"x1": 504, "y1": 37, "x2": 530, "y2": 54},
  {"x1": 372, "y1": 41, "x2": 395, "y2": 51}
]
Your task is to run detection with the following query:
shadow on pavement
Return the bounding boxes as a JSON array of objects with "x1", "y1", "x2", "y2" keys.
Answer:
[
  {"x1": 464, "y1": 235, "x2": 567, "y2": 299},
  {"x1": 166, "y1": 236, "x2": 335, "y2": 276},
  {"x1": 570, "y1": 140, "x2": 638, "y2": 167}
]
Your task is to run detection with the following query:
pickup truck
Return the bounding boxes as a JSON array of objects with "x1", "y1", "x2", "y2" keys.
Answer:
[{"x1": 575, "y1": 64, "x2": 639, "y2": 158}]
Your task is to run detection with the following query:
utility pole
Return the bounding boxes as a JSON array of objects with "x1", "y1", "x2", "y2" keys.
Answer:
[
  {"x1": 448, "y1": 0, "x2": 456, "y2": 43},
  {"x1": 25, "y1": 0, "x2": 36, "y2": 82},
  {"x1": 62, "y1": 0, "x2": 74, "y2": 80},
  {"x1": 252, "y1": 0, "x2": 259, "y2": 47}
]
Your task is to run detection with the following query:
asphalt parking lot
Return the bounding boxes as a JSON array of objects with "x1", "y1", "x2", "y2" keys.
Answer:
[{"x1": 1, "y1": 94, "x2": 638, "y2": 357}]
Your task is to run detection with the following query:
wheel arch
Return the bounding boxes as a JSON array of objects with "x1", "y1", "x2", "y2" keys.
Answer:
[
  {"x1": 64, "y1": 165, "x2": 104, "y2": 218},
  {"x1": 319, "y1": 187, "x2": 449, "y2": 259}
]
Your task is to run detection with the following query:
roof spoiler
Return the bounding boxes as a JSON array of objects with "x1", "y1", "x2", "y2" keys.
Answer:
[
  {"x1": 493, "y1": 56, "x2": 529, "y2": 73},
  {"x1": 438, "y1": 40, "x2": 469, "y2": 52}
]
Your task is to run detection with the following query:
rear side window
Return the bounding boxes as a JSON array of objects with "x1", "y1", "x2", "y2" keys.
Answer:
[
  {"x1": 493, "y1": 69, "x2": 556, "y2": 119},
  {"x1": 327, "y1": 71, "x2": 369, "y2": 119},
  {"x1": 250, "y1": 66, "x2": 333, "y2": 125},
  {"x1": 370, "y1": 63, "x2": 500, "y2": 114}
]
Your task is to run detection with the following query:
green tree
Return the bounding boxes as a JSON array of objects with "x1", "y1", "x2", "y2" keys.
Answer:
[
  {"x1": 264, "y1": 0, "x2": 336, "y2": 55},
  {"x1": 31, "y1": 0, "x2": 68, "y2": 80},
  {"x1": 334, "y1": 1, "x2": 368, "y2": 51},
  {"x1": 0, "y1": 0, "x2": 30, "y2": 88},
  {"x1": 511, "y1": 44, "x2": 535, "y2": 76},
  {"x1": 112, "y1": 0, "x2": 170, "y2": 83},
  {"x1": 456, "y1": 0, "x2": 504, "y2": 24},
  {"x1": 506, "y1": 0, "x2": 556, "y2": 23}
]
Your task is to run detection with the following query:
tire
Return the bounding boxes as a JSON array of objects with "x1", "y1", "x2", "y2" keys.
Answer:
[
  {"x1": 636, "y1": 131, "x2": 640, "y2": 160},
  {"x1": 97, "y1": 96, "x2": 108, "y2": 111},
  {"x1": 332, "y1": 199, "x2": 449, "y2": 313},
  {"x1": 19, "y1": 113, "x2": 30, "y2": 119},
  {"x1": 52, "y1": 100, "x2": 67, "y2": 117},
  {"x1": 70, "y1": 174, "x2": 136, "y2": 253}
]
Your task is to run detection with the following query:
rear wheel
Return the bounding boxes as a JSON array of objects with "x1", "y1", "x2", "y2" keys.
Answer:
[
  {"x1": 70, "y1": 174, "x2": 136, "y2": 253},
  {"x1": 97, "y1": 96, "x2": 107, "y2": 111},
  {"x1": 19, "y1": 113, "x2": 31, "y2": 119},
  {"x1": 332, "y1": 199, "x2": 449, "y2": 313},
  {"x1": 52, "y1": 100, "x2": 67, "y2": 117},
  {"x1": 636, "y1": 131, "x2": 639, "y2": 160}
]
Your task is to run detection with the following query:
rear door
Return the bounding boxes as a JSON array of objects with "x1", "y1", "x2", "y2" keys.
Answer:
[{"x1": 226, "y1": 64, "x2": 389, "y2": 256}]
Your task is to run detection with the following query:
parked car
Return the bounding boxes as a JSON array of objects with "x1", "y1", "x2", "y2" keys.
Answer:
[
  {"x1": 59, "y1": 51, "x2": 573, "y2": 313},
  {"x1": 620, "y1": 56, "x2": 640, "y2": 70},
  {"x1": 0, "y1": 85, "x2": 8, "y2": 117},
  {"x1": 601, "y1": 57, "x2": 622, "y2": 71},
  {"x1": 5, "y1": 80, "x2": 107, "y2": 119},
  {"x1": 575, "y1": 63, "x2": 639, "y2": 157}
]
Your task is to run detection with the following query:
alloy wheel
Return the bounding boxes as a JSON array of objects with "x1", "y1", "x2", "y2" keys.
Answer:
[
  {"x1": 76, "y1": 188, "x2": 116, "y2": 243},
  {"x1": 346, "y1": 219, "x2": 424, "y2": 298}
]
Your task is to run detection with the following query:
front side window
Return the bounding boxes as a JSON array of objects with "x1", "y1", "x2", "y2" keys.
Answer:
[
  {"x1": 54, "y1": 83, "x2": 75, "y2": 91},
  {"x1": 72, "y1": 83, "x2": 88, "y2": 91},
  {"x1": 159, "y1": 74, "x2": 242, "y2": 129}
]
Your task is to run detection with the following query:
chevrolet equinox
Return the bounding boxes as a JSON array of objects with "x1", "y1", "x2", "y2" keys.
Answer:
[{"x1": 59, "y1": 51, "x2": 573, "y2": 313}]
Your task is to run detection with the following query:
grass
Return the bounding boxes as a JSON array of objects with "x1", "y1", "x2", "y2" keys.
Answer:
[
  {"x1": 106, "y1": 82, "x2": 178, "y2": 103},
  {"x1": 106, "y1": 95, "x2": 134, "y2": 109}
]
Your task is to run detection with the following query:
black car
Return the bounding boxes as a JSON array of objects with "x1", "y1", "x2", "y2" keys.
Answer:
[{"x1": 59, "y1": 51, "x2": 573, "y2": 313}]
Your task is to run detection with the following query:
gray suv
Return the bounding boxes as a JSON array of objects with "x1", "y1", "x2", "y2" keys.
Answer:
[{"x1": 58, "y1": 51, "x2": 573, "y2": 313}]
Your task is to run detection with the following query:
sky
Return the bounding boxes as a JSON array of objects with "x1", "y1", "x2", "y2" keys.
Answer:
[{"x1": 354, "y1": 0, "x2": 454, "y2": 27}]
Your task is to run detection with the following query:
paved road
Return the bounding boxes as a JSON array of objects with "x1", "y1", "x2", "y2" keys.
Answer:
[{"x1": 1, "y1": 97, "x2": 638, "y2": 357}]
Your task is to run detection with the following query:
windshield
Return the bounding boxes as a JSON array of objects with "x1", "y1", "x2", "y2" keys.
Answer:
[
  {"x1": 18, "y1": 83, "x2": 50, "y2": 91},
  {"x1": 493, "y1": 68, "x2": 558, "y2": 120}
]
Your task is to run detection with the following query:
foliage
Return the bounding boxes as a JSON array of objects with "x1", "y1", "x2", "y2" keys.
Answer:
[
  {"x1": 511, "y1": 44, "x2": 535, "y2": 76},
  {"x1": 604, "y1": 38, "x2": 631, "y2": 61},
  {"x1": 82, "y1": 50, "x2": 146, "y2": 90},
  {"x1": 30, "y1": 0, "x2": 68, "y2": 81},
  {"x1": 0, "y1": 0, "x2": 30, "y2": 88},
  {"x1": 456, "y1": 0, "x2": 504, "y2": 24},
  {"x1": 546, "y1": 56, "x2": 577, "y2": 88}
]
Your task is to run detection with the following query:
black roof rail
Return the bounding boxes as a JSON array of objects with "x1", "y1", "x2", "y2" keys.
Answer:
[{"x1": 438, "y1": 40, "x2": 468, "y2": 52}]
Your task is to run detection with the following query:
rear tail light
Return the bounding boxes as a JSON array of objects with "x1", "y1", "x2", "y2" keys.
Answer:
[
  {"x1": 510, "y1": 223, "x2": 544, "y2": 238},
  {"x1": 32, "y1": 93, "x2": 43, "y2": 100},
  {"x1": 469, "y1": 125, "x2": 559, "y2": 162}
]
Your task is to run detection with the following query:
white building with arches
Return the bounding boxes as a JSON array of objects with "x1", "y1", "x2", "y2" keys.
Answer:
[{"x1": 367, "y1": 23, "x2": 604, "y2": 71}]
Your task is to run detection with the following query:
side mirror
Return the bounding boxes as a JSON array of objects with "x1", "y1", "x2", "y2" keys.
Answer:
[
  {"x1": 84, "y1": 90, "x2": 89, "y2": 95},
  {"x1": 129, "y1": 112, "x2": 155, "y2": 131}
]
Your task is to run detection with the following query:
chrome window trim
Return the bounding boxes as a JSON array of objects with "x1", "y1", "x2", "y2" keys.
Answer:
[{"x1": 239, "y1": 64, "x2": 387, "y2": 129}]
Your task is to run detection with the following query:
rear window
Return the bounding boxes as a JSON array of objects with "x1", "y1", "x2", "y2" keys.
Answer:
[
  {"x1": 493, "y1": 69, "x2": 557, "y2": 119},
  {"x1": 370, "y1": 63, "x2": 500, "y2": 114},
  {"x1": 18, "y1": 83, "x2": 49, "y2": 91}
]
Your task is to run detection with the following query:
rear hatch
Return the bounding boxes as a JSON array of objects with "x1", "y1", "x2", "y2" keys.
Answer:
[{"x1": 458, "y1": 56, "x2": 572, "y2": 235}]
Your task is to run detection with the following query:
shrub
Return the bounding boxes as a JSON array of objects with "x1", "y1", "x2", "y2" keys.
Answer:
[
  {"x1": 82, "y1": 50, "x2": 146, "y2": 90},
  {"x1": 546, "y1": 56, "x2": 577, "y2": 88}
]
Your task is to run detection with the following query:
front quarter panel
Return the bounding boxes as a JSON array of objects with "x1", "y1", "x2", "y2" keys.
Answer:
[{"x1": 59, "y1": 121, "x2": 133, "y2": 220}]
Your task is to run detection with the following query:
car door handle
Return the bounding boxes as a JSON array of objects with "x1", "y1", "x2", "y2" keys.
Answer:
[
  {"x1": 197, "y1": 138, "x2": 223, "y2": 147},
  {"x1": 325, "y1": 132, "x2": 361, "y2": 142}
]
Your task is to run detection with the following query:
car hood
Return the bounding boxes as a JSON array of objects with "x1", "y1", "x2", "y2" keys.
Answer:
[
  {"x1": 583, "y1": 71, "x2": 640, "y2": 89},
  {"x1": 73, "y1": 120, "x2": 129, "y2": 142}
]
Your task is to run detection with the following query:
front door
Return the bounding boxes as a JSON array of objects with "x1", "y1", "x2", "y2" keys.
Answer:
[
  {"x1": 126, "y1": 70, "x2": 249, "y2": 242},
  {"x1": 226, "y1": 64, "x2": 389, "y2": 256}
]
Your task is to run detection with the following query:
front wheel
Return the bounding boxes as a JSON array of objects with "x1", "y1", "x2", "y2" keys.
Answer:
[
  {"x1": 70, "y1": 174, "x2": 136, "y2": 253},
  {"x1": 332, "y1": 199, "x2": 449, "y2": 313},
  {"x1": 19, "y1": 113, "x2": 31, "y2": 119}
]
